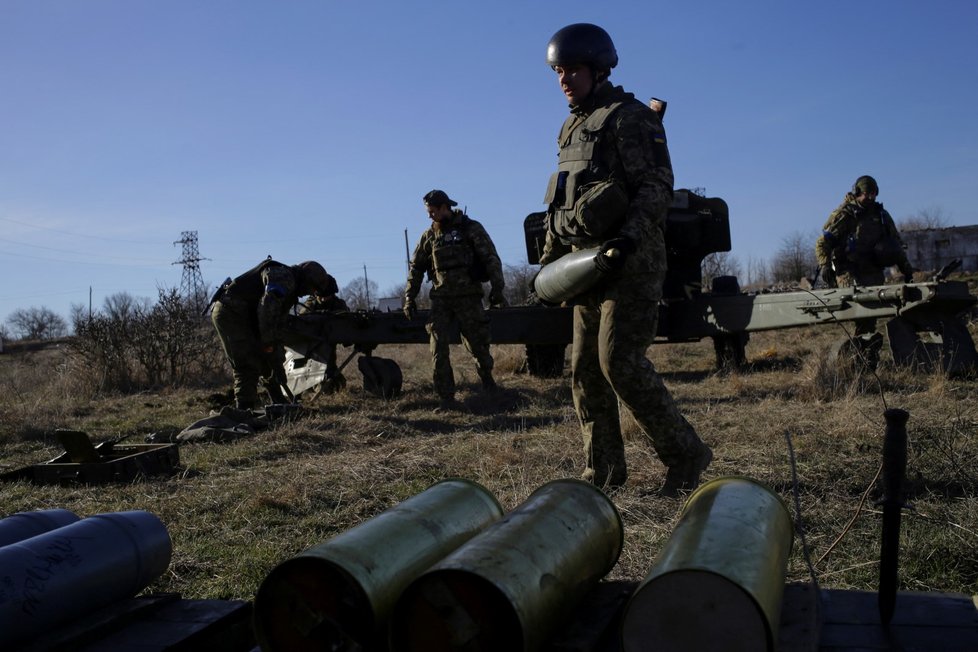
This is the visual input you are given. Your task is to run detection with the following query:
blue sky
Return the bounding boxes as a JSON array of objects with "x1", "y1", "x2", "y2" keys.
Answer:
[{"x1": 2, "y1": 1, "x2": 976, "y2": 327}]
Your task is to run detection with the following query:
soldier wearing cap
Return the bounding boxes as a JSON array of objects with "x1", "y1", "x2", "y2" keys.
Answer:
[
  {"x1": 404, "y1": 190, "x2": 506, "y2": 409},
  {"x1": 211, "y1": 258, "x2": 334, "y2": 409},
  {"x1": 540, "y1": 23, "x2": 712, "y2": 495},
  {"x1": 816, "y1": 176, "x2": 915, "y2": 355}
]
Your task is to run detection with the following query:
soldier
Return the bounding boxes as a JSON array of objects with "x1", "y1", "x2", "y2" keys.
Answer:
[
  {"x1": 211, "y1": 258, "x2": 334, "y2": 409},
  {"x1": 404, "y1": 189, "x2": 506, "y2": 409},
  {"x1": 298, "y1": 272, "x2": 349, "y2": 390},
  {"x1": 816, "y1": 175, "x2": 914, "y2": 288},
  {"x1": 815, "y1": 176, "x2": 915, "y2": 353},
  {"x1": 540, "y1": 23, "x2": 712, "y2": 495}
]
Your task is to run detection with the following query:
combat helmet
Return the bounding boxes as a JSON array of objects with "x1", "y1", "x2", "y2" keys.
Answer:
[
  {"x1": 852, "y1": 175, "x2": 879, "y2": 196},
  {"x1": 546, "y1": 23, "x2": 618, "y2": 70},
  {"x1": 295, "y1": 261, "x2": 331, "y2": 296}
]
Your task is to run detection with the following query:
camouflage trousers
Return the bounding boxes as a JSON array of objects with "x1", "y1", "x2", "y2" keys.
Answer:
[
  {"x1": 571, "y1": 267, "x2": 702, "y2": 486},
  {"x1": 837, "y1": 270, "x2": 885, "y2": 337},
  {"x1": 211, "y1": 301, "x2": 279, "y2": 408},
  {"x1": 426, "y1": 295, "x2": 494, "y2": 400}
]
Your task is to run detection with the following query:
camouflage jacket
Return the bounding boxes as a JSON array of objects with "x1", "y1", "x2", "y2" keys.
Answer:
[
  {"x1": 221, "y1": 259, "x2": 299, "y2": 346},
  {"x1": 405, "y1": 211, "x2": 504, "y2": 301},
  {"x1": 541, "y1": 82, "x2": 673, "y2": 273},
  {"x1": 815, "y1": 195, "x2": 911, "y2": 279}
]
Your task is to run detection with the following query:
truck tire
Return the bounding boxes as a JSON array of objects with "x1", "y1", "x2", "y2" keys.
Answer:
[{"x1": 525, "y1": 344, "x2": 567, "y2": 378}]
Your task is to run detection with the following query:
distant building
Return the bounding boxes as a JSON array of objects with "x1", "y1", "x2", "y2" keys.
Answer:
[
  {"x1": 376, "y1": 297, "x2": 402, "y2": 313},
  {"x1": 903, "y1": 225, "x2": 978, "y2": 272}
]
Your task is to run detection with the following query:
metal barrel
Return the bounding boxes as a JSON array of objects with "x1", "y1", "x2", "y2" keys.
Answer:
[
  {"x1": 533, "y1": 247, "x2": 605, "y2": 304},
  {"x1": 0, "y1": 510, "x2": 172, "y2": 648},
  {"x1": 879, "y1": 408, "x2": 910, "y2": 624},
  {"x1": 389, "y1": 478, "x2": 623, "y2": 652},
  {"x1": 0, "y1": 508, "x2": 80, "y2": 548},
  {"x1": 621, "y1": 477, "x2": 793, "y2": 652},
  {"x1": 253, "y1": 478, "x2": 503, "y2": 652}
]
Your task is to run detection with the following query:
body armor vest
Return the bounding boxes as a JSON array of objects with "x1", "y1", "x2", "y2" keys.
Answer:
[
  {"x1": 224, "y1": 258, "x2": 286, "y2": 303},
  {"x1": 544, "y1": 100, "x2": 629, "y2": 243}
]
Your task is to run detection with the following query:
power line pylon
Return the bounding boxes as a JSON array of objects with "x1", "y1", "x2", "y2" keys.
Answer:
[{"x1": 172, "y1": 231, "x2": 210, "y2": 312}]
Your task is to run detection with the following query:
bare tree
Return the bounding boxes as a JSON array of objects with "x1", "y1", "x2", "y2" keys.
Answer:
[
  {"x1": 6, "y1": 306, "x2": 68, "y2": 340},
  {"x1": 340, "y1": 276, "x2": 380, "y2": 311},
  {"x1": 770, "y1": 231, "x2": 818, "y2": 283},
  {"x1": 745, "y1": 256, "x2": 771, "y2": 288},
  {"x1": 701, "y1": 252, "x2": 742, "y2": 290},
  {"x1": 898, "y1": 206, "x2": 951, "y2": 231},
  {"x1": 103, "y1": 292, "x2": 152, "y2": 322},
  {"x1": 503, "y1": 262, "x2": 538, "y2": 305}
]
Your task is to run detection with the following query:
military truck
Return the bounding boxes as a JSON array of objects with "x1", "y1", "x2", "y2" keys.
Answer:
[{"x1": 281, "y1": 190, "x2": 978, "y2": 398}]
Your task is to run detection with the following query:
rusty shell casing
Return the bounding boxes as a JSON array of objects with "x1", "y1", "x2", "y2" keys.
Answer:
[
  {"x1": 390, "y1": 478, "x2": 623, "y2": 652},
  {"x1": 0, "y1": 510, "x2": 172, "y2": 649},
  {"x1": 253, "y1": 478, "x2": 503, "y2": 652},
  {"x1": 533, "y1": 247, "x2": 604, "y2": 304},
  {"x1": 621, "y1": 476, "x2": 793, "y2": 652},
  {"x1": 0, "y1": 508, "x2": 80, "y2": 548}
]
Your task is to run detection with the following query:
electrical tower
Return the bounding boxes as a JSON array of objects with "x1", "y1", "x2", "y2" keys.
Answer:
[{"x1": 172, "y1": 231, "x2": 209, "y2": 311}]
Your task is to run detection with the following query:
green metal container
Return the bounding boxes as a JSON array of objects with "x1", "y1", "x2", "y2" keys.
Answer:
[
  {"x1": 621, "y1": 476, "x2": 794, "y2": 652},
  {"x1": 253, "y1": 478, "x2": 503, "y2": 652},
  {"x1": 390, "y1": 478, "x2": 623, "y2": 652}
]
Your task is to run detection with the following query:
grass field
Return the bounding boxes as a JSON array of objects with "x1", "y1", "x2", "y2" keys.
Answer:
[{"x1": 1, "y1": 320, "x2": 977, "y2": 605}]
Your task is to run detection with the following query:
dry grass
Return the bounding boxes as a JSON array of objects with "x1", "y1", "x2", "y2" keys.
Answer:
[{"x1": 2, "y1": 324, "x2": 978, "y2": 603}]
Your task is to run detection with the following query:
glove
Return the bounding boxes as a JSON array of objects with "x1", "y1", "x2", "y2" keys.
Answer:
[
  {"x1": 821, "y1": 266, "x2": 837, "y2": 288},
  {"x1": 594, "y1": 236, "x2": 636, "y2": 273},
  {"x1": 900, "y1": 266, "x2": 914, "y2": 284},
  {"x1": 403, "y1": 300, "x2": 416, "y2": 320},
  {"x1": 488, "y1": 287, "x2": 507, "y2": 308}
]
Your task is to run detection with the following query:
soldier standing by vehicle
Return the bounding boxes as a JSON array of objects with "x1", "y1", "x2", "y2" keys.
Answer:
[
  {"x1": 211, "y1": 258, "x2": 334, "y2": 409},
  {"x1": 815, "y1": 175, "x2": 915, "y2": 356},
  {"x1": 539, "y1": 23, "x2": 712, "y2": 495},
  {"x1": 404, "y1": 189, "x2": 506, "y2": 409}
]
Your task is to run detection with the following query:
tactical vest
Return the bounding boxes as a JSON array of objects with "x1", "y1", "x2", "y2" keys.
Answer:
[
  {"x1": 224, "y1": 258, "x2": 287, "y2": 303},
  {"x1": 431, "y1": 214, "x2": 477, "y2": 278},
  {"x1": 544, "y1": 100, "x2": 630, "y2": 243}
]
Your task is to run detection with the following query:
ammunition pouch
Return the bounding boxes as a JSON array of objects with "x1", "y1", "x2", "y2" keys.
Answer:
[
  {"x1": 550, "y1": 179, "x2": 629, "y2": 242},
  {"x1": 873, "y1": 237, "x2": 904, "y2": 267}
]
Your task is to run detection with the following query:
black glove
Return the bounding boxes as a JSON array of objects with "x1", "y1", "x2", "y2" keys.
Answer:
[
  {"x1": 488, "y1": 287, "x2": 507, "y2": 308},
  {"x1": 593, "y1": 237, "x2": 635, "y2": 274},
  {"x1": 821, "y1": 266, "x2": 837, "y2": 288},
  {"x1": 900, "y1": 266, "x2": 914, "y2": 284},
  {"x1": 403, "y1": 301, "x2": 416, "y2": 320}
]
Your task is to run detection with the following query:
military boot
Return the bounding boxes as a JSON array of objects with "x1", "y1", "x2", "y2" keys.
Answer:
[{"x1": 661, "y1": 443, "x2": 713, "y2": 498}]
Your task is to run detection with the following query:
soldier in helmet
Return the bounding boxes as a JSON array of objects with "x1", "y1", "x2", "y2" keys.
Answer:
[
  {"x1": 404, "y1": 189, "x2": 506, "y2": 410},
  {"x1": 540, "y1": 23, "x2": 712, "y2": 495},
  {"x1": 211, "y1": 258, "x2": 334, "y2": 409},
  {"x1": 816, "y1": 175, "x2": 914, "y2": 288},
  {"x1": 815, "y1": 176, "x2": 915, "y2": 354}
]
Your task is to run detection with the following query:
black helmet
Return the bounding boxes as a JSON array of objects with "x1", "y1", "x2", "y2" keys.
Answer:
[
  {"x1": 295, "y1": 261, "x2": 331, "y2": 296},
  {"x1": 546, "y1": 23, "x2": 618, "y2": 70},
  {"x1": 853, "y1": 175, "x2": 879, "y2": 196}
]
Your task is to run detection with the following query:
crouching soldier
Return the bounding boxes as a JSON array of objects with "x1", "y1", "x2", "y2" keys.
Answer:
[{"x1": 211, "y1": 258, "x2": 334, "y2": 409}]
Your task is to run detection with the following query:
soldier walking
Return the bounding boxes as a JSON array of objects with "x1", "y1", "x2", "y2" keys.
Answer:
[
  {"x1": 539, "y1": 23, "x2": 712, "y2": 495},
  {"x1": 815, "y1": 175, "x2": 915, "y2": 358},
  {"x1": 404, "y1": 190, "x2": 506, "y2": 409}
]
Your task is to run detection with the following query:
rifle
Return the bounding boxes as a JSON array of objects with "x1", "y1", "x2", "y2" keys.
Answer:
[{"x1": 203, "y1": 277, "x2": 233, "y2": 316}]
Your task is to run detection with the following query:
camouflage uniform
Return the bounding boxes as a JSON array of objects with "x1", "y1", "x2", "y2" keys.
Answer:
[
  {"x1": 212, "y1": 259, "x2": 301, "y2": 408},
  {"x1": 405, "y1": 210, "x2": 505, "y2": 401},
  {"x1": 299, "y1": 293, "x2": 349, "y2": 376},
  {"x1": 816, "y1": 192, "x2": 913, "y2": 337},
  {"x1": 542, "y1": 81, "x2": 709, "y2": 489},
  {"x1": 816, "y1": 194, "x2": 912, "y2": 287}
]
